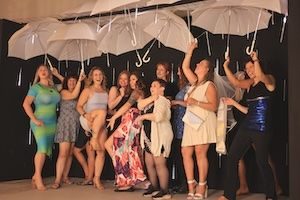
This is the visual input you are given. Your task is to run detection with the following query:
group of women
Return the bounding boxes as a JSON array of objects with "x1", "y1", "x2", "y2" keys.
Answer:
[{"x1": 22, "y1": 40, "x2": 279, "y2": 200}]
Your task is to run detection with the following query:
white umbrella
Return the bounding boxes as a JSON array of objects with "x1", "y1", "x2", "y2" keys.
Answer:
[
  {"x1": 192, "y1": 4, "x2": 271, "y2": 56},
  {"x1": 146, "y1": 0, "x2": 181, "y2": 6},
  {"x1": 47, "y1": 22, "x2": 101, "y2": 70},
  {"x1": 97, "y1": 14, "x2": 153, "y2": 56},
  {"x1": 61, "y1": 0, "x2": 97, "y2": 18},
  {"x1": 137, "y1": 10, "x2": 194, "y2": 53},
  {"x1": 8, "y1": 18, "x2": 64, "y2": 60},
  {"x1": 91, "y1": 0, "x2": 146, "y2": 15}
]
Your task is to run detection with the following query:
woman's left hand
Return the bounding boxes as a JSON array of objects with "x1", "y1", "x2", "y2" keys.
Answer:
[{"x1": 107, "y1": 117, "x2": 116, "y2": 131}]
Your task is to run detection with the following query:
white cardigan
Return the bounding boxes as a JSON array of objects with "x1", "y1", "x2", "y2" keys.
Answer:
[{"x1": 141, "y1": 95, "x2": 174, "y2": 157}]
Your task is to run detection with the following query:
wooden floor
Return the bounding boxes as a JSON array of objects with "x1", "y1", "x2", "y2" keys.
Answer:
[{"x1": 0, "y1": 177, "x2": 289, "y2": 200}]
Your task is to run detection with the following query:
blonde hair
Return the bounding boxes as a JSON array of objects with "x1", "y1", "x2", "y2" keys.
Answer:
[
  {"x1": 33, "y1": 64, "x2": 54, "y2": 86},
  {"x1": 85, "y1": 66, "x2": 107, "y2": 90}
]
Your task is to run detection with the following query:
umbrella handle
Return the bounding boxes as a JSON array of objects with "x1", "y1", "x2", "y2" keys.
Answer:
[
  {"x1": 224, "y1": 46, "x2": 229, "y2": 60},
  {"x1": 135, "y1": 51, "x2": 143, "y2": 68},
  {"x1": 246, "y1": 40, "x2": 256, "y2": 55},
  {"x1": 142, "y1": 49, "x2": 151, "y2": 63}
]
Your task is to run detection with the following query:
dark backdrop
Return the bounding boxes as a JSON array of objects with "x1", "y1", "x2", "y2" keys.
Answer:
[{"x1": 0, "y1": 10, "x2": 291, "y2": 196}]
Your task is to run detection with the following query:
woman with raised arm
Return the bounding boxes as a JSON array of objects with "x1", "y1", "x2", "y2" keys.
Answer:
[
  {"x1": 218, "y1": 52, "x2": 277, "y2": 200},
  {"x1": 181, "y1": 41, "x2": 218, "y2": 200},
  {"x1": 51, "y1": 72, "x2": 85, "y2": 189},
  {"x1": 22, "y1": 65, "x2": 61, "y2": 191},
  {"x1": 76, "y1": 67, "x2": 108, "y2": 190}
]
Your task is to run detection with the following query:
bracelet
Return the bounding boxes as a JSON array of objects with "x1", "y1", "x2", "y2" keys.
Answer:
[
  {"x1": 253, "y1": 59, "x2": 259, "y2": 62},
  {"x1": 185, "y1": 53, "x2": 192, "y2": 57}
]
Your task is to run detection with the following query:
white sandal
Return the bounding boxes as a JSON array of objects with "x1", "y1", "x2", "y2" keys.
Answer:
[
  {"x1": 186, "y1": 179, "x2": 197, "y2": 200},
  {"x1": 194, "y1": 181, "x2": 208, "y2": 200}
]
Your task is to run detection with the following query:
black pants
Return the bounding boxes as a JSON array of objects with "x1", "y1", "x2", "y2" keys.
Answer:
[{"x1": 223, "y1": 127, "x2": 277, "y2": 200}]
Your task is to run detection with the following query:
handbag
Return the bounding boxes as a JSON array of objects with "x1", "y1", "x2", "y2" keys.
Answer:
[
  {"x1": 182, "y1": 84, "x2": 205, "y2": 130},
  {"x1": 182, "y1": 109, "x2": 204, "y2": 130}
]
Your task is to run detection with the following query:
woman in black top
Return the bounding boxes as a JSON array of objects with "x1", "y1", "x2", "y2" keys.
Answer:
[{"x1": 218, "y1": 52, "x2": 277, "y2": 200}]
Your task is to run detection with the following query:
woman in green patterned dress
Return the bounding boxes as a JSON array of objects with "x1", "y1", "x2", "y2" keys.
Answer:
[{"x1": 23, "y1": 64, "x2": 61, "y2": 191}]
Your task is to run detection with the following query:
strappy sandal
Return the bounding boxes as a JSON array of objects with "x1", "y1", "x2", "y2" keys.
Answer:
[
  {"x1": 77, "y1": 179, "x2": 93, "y2": 186},
  {"x1": 51, "y1": 182, "x2": 61, "y2": 189},
  {"x1": 194, "y1": 181, "x2": 208, "y2": 200},
  {"x1": 187, "y1": 179, "x2": 197, "y2": 200}
]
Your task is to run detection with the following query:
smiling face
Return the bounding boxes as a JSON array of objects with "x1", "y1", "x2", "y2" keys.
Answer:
[
  {"x1": 67, "y1": 77, "x2": 77, "y2": 90},
  {"x1": 150, "y1": 80, "x2": 165, "y2": 96},
  {"x1": 156, "y1": 64, "x2": 169, "y2": 81},
  {"x1": 245, "y1": 61, "x2": 255, "y2": 79},
  {"x1": 118, "y1": 73, "x2": 129, "y2": 88},
  {"x1": 129, "y1": 74, "x2": 138, "y2": 90},
  {"x1": 92, "y1": 69, "x2": 104, "y2": 85}
]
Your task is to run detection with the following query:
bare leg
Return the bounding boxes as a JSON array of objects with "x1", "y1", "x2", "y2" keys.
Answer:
[
  {"x1": 52, "y1": 142, "x2": 72, "y2": 188},
  {"x1": 86, "y1": 143, "x2": 95, "y2": 182},
  {"x1": 62, "y1": 143, "x2": 75, "y2": 184},
  {"x1": 194, "y1": 144, "x2": 209, "y2": 198},
  {"x1": 182, "y1": 146, "x2": 196, "y2": 195},
  {"x1": 33, "y1": 152, "x2": 47, "y2": 191},
  {"x1": 237, "y1": 159, "x2": 249, "y2": 195},
  {"x1": 73, "y1": 146, "x2": 89, "y2": 179},
  {"x1": 90, "y1": 110, "x2": 106, "y2": 150},
  {"x1": 94, "y1": 129, "x2": 107, "y2": 190}
]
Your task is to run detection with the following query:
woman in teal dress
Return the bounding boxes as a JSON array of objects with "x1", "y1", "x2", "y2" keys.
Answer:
[{"x1": 23, "y1": 64, "x2": 61, "y2": 191}]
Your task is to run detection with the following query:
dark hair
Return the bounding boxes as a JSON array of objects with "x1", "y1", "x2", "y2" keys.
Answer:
[
  {"x1": 62, "y1": 74, "x2": 78, "y2": 90},
  {"x1": 130, "y1": 71, "x2": 146, "y2": 92},
  {"x1": 203, "y1": 58, "x2": 215, "y2": 83},
  {"x1": 156, "y1": 61, "x2": 171, "y2": 81},
  {"x1": 242, "y1": 56, "x2": 271, "y2": 75},
  {"x1": 153, "y1": 78, "x2": 167, "y2": 88}
]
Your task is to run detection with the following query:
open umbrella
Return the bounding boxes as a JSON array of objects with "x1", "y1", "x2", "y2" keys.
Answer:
[
  {"x1": 146, "y1": 0, "x2": 181, "y2": 6},
  {"x1": 192, "y1": 3, "x2": 271, "y2": 57},
  {"x1": 97, "y1": 14, "x2": 153, "y2": 56},
  {"x1": 137, "y1": 10, "x2": 194, "y2": 53},
  {"x1": 47, "y1": 21, "x2": 101, "y2": 71},
  {"x1": 91, "y1": 0, "x2": 146, "y2": 15},
  {"x1": 8, "y1": 18, "x2": 64, "y2": 60}
]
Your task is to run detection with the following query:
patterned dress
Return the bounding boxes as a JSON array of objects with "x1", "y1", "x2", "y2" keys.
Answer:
[
  {"x1": 55, "y1": 99, "x2": 80, "y2": 143},
  {"x1": 112, "y1": 107, "x2": 146, "y2": 188},
  {"x1": 28, "y1": 83, "x2": 60, "y2": 156}
]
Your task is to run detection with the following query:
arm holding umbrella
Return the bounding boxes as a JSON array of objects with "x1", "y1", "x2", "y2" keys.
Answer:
[
  {"x1": 250, "y1": 52, "x2": 275, "y2": 91},
  {"x1": 223, "y1": 56, "x2": 253, "y2": 89},
  {"x1": 182, "y1": 40, "x2": 198, "y2": 85}
]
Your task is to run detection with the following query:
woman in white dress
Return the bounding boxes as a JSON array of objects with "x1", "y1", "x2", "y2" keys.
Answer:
[{"x1": 181, "y1": 41, "x2": 218, "y2": 200}]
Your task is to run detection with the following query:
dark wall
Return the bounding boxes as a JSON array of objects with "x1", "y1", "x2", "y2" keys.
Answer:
[
  {"x1": 288, "y1": 0, "x2": 300, "y2": 199},
  {"x1": 0, "y1": 11, "x2": 289, "y2": 195}
]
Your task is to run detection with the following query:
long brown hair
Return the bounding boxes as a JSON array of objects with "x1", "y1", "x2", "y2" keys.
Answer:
[
  {"x1": 117, "y1": 70, "x2": 131, "y2": 96},
  {"x1": 203, "y1": 58, "x2": 214, "y2": 83},
  {"x1": 177, "y1": 66, "x2": 188, "y2": 90},
  {"x1": 85, "y1": 66, "x2": 107, "y2": 90}
]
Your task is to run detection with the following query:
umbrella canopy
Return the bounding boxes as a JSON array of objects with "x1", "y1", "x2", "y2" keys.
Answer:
[
  {"x1": 8, "y1": 18, "x2": 64, "y2": 60},
  {"x1": 47, "y1": 22, "x2": 101, "y2": 64},
  {"x1": 137, "y1": 10, "x2": 194, "y2": 53},
  {"x1": 91, "y1": 0, "x2": 146, "y2": 15},
  {"x1": 0, "y1": 0, "x2": 90, "y2": 23},
  {"x1": 192, "y1": 5, "x2": 271, "y2": 36},
  {"x1": 62, "y1": 0, "x2": 97, "y2": 18},
  {"x1": 97, "y1": 14, "x2": 153, "y2": 55},
  {"x1": 211, "y1": 0, "x2": 288, "y2": 15},
  {"x1": 147, "y1": 0, "x2": 181, "y2": 6}
]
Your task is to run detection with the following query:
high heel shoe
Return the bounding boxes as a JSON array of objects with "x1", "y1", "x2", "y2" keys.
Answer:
[
  {"x1": 186, "y1": 179, "x2": 197, "y2": 200},
  {"x1": 194, "y1": 181, "x2": 208, "y2": 200},
  {"x1": 32, "y1": 177, "x2": 46, "y2": 191},
  {"x1": 93, "y1": 176, "x2": 104, "y2": 190}
]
